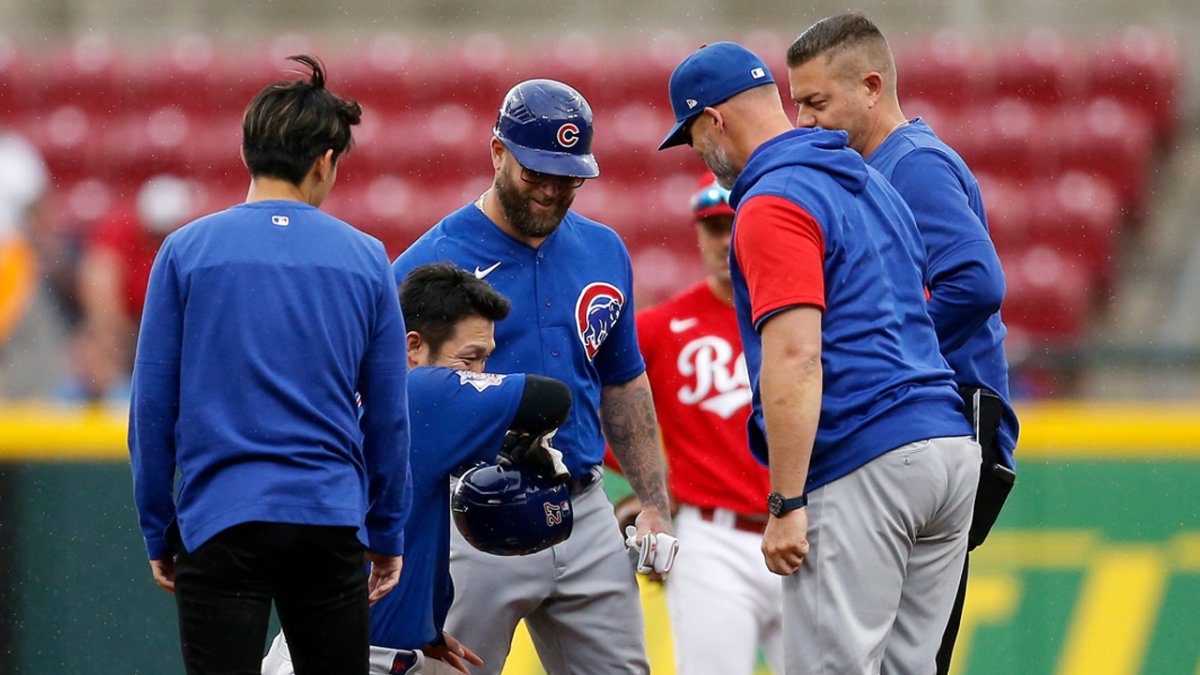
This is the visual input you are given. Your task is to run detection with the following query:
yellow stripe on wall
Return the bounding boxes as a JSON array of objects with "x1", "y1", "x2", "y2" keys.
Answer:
[
  {"x1": 1, "y1": 400, "x2": 1200, "y2": 460},
  {"x1": 0, "y1": 403, "x2": 129, "y2": 460},
  {"x1": 1017, "y1": 402, "x2": 1200, "y2": 457}
]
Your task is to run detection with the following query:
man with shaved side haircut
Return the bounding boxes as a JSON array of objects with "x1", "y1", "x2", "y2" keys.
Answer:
[{"x1": 788, "y1": 14, "x2": 1019, "y2": 673}]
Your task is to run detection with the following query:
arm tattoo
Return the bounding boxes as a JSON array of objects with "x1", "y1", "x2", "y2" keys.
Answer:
[{"x1": 600, "y1": 374, "x2": 670, "y2": 513}]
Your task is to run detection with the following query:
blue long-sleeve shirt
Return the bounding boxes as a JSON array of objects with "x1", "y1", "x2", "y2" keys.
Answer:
[
  {"x1": 869, "y1": 119, "x2": 1019, "y2": 467},
  {"x1": 129, "y1": 199, "x2": 412, "y2": 560}
]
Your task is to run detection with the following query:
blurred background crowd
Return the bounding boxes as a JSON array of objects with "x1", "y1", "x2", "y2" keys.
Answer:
[{"x1": 0, "y1": 0, "x2": 1196, "y2": 409}]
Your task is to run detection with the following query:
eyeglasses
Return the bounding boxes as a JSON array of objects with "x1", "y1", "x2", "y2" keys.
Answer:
[{"x1": 519, "y1": 166, "x2": 586, "y2": 189}]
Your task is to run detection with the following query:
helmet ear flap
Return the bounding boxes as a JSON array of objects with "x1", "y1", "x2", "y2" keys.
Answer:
[{"x1": 452, "y1": 463, "x2": 574, "y2": 556}]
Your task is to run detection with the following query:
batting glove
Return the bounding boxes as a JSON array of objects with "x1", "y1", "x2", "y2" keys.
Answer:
[
  {"x1": 624, "y1": 525, "x2": 680, "y2": 576},
  {"x1": 498, "y1": 429, "x2": 570, "y2": 481}
]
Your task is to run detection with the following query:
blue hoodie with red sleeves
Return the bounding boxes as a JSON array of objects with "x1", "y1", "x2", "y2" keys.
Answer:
[{"x1": 728, "y1": 128, "x2": 971, "y2": 490}]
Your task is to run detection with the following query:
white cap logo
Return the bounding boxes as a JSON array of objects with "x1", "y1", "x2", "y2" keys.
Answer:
[
  {"x1": 271, "y1": 215, "x2": 289, "y2": 227},
  {"x1": 686, "y1": 99, "x2": 698, "y2": 109},
  {"x1": 751, "y1": 67, "x2": 765, "y2": 79}
]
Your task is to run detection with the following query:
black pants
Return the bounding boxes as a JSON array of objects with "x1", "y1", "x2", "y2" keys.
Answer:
[
  {"x1": 938, "y1": 386, "x2": 1014, "y2": 673},
  {"x1": 174, "y1": 522, "x2": 368, "y2": 675}
]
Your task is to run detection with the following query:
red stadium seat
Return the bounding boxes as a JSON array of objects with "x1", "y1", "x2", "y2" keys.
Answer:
[
  {"x1": 1049, "y1": 98, "x2": 1153, "y2": 217},
  {"x1": 508, "y1": 33, "x2": 610, "y2": 105},
  {"x1": 983, "y1": 170, "x2": 1121, "y2": 295},
  {"x1": 2, "y1": 30, "x2": 1169, "y2": 345},
  {"x1": 593, "y1": 103, "x2": 694, "y2": 181},
  {"x1": 27, "y1": 35, "x2": 125, "y2": 113},
  {"x1": 190, "y1": 180, "x2": 243, "y2": 216},
  {"x1": 1000, "y1": 245, "x2": 1091, "y2": 348},
  {"x1": 326, "y1": 176, "x2": 490, "y2": 257},
  {"x1": 14, "y1": 105, "x2": 109, "y2": 184},
  {"x1": 630, "y1": 244, "x2": 704, "y2": 309},
  {"x1": 0, "y1": 39, "x2": 37, "y2": 118},
  {"x1": 894, "y1": 32, "x2": 994, "y2": 110},
  {"x1": 1085, "y1": 27, "x2": 1181, "y2": 144},
  {"x1": 975, "y1": 173, "x2": 1033, "y2": 254},
  {"x1": 901, "y1": 98, "x2": 952, "y2": 139},
  {"x1": 992, "y1": 29, "x2": 1084, "y2": 107},
  {"x1": 1029, "y1": 173, "x2": 1122, "y2": 291},
  {"x1": 338, "y1": 104, "x2": 493, "y2": 186},
  {"x1": 399, "y1": 32, "x2": 511, "y2": 107},
  {"x1": 51, "y1": 178, "x2": 115, "y2": 226},
  {"x1": 199, "y1": 36, "x2": 333, "y2": 119},
  {"x1": 572, "y1": 174, "x2": 698, "y2": 253},
  {"x1": 332, "y1": 32, "x2": 423, "y2": 113},
  {"x1": 122, "y1": 35, "x2": 234, "y2": 116},
  {"x1": 93, "y1": 107, "x2": 215, "y2": 186},
  {"x1": 952, "y1": 100, "x2": 1041, "y2": 183},
  {"x1": 610, "y1": 31, "x2": 695, "y2": 105},
  {"x1": 182, "y1": 115, "x2": 246, "y2": 186}
]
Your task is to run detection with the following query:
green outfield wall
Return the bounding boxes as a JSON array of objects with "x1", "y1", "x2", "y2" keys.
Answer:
[{"x1": 0, "y1": 402, "x2": 1197, "y2": 674}]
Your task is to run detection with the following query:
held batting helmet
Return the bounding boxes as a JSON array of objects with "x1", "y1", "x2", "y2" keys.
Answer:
[
  {"x1": 494, "y1": 79, "x2": 600, "y2": 179},
  {"x1": 452, "y1": 462, "x2": 574, "y2": 556}
]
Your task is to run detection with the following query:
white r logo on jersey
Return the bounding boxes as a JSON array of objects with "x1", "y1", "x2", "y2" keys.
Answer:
[{"x1": 676, "y1": 336, "x2": 752, "y2": 419}]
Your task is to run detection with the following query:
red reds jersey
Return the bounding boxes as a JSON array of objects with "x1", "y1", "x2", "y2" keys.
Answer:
[{"x1": 638, "y1": 280, "x2": 769, "y2": 515}]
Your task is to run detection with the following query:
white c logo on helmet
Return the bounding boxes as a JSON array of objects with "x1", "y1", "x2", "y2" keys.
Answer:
[{"x1": 557, "y1": 123, "x2": 580, "y2": 148}]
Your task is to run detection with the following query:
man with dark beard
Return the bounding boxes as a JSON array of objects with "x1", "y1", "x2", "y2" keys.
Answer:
[{"x1": 392, "y1": 79, "x2": 674, "y2": 675}]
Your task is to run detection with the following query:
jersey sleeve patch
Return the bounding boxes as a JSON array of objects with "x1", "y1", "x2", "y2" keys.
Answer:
[
  {"x1": 456, "y1": 370, "x2": 508, "y2": 392},
  {"x1": 575, "y1": 281, "x2": 626, "y2": 361}
]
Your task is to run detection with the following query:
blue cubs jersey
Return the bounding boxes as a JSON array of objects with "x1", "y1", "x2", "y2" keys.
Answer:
[
  {"x1": 393, "y1": 205, "x2": 645, "y2": 476},
  {"x1": 869, "y1": 119, "x2": 1019, "y2": 468},
  {"x1": 369, "y1": 367, "x2": 525, "y2": 650}
]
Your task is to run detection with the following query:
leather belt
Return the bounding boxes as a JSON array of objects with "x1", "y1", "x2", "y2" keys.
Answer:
[{"x1": 697, "y1": 506, "x2": 769, "y2": 534}]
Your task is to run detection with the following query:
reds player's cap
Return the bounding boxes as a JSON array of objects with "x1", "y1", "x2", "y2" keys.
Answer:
[
  {"x1": 658, "y1": 42, "x2": 775, "y2": 151},
  {"x1": 691, "y1": 174, "x2": 734, "y2": 220},
  {"x1": 494, "y1": 79, "x2": 600, "y2": 179}
]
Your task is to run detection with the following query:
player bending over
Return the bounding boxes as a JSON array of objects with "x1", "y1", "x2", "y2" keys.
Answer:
[{"x1": 262, "y1": 262, "x2": 573, "y2": 675}]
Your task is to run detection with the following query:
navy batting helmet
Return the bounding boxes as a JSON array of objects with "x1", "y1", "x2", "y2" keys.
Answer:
[
  {"x1": 494, "y1": 79, "x2": 600, "y2": 179},
  {"x1": 452, "y1": 462, "x2": 574, "y2": 556}
]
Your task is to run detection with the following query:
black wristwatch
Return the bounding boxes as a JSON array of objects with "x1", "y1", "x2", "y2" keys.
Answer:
[{"x1": 767, "y1": 491, "x2": 808, "y2": 517}]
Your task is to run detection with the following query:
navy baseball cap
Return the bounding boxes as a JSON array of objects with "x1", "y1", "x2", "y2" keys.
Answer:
[{"x1": 658, "y1": 42, "x2": 775, "y2": 151}]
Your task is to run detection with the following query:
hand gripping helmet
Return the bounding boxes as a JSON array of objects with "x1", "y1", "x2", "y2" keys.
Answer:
[
  {"x1": 493, "y1": 79, "x2": 600, "y2": 179},
  {"x1": 452, "y1": 462, "x2": 574, "y2": 556}
]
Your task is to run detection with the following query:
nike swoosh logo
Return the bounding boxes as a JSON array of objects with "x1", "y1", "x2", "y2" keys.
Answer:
[
  {"x1": 669, "y1": 318, "x2": 699, "y2": 333},
  {"x1": 473, "y1": 262, "x2": 502, "y2": 279}
]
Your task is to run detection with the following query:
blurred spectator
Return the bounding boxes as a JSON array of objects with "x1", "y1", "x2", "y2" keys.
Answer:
[
  {"x1": 61, "y1": 174, "x2": 195, "y2": 404},
  {"x1": 0, "y1": 132, "x2": 45, "y2": 342},
  {"x1": 0, "y1": 126, "x2": 67, "y2": 399}
]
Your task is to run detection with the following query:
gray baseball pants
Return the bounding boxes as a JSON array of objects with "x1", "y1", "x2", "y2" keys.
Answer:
[
  {"x1": 445, "y1": 469, "x2": 650, "y2": 674},
  {"x1": 782, "y1": 436, "x2": 980, "y2": 675}
]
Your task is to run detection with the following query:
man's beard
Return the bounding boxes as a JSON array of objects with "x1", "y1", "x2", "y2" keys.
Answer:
[
  {"x1": 494, "y1": 171, "x2": 573, "y2": 239},
  {"x1": 701, "y1": 142, "x2": 738, "y2": 190}
]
